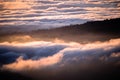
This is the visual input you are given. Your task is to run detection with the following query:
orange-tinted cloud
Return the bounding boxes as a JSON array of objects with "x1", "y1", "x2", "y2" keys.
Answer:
[{"x1": 1, "y1": 38, "x2": 120, "y2": 71}]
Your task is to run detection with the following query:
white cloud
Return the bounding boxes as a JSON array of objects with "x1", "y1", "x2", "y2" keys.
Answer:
[{"x1": 2, "y1": 53, "x2": 63, "y2": 71}]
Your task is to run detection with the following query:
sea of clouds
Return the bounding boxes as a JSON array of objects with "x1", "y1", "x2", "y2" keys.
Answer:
[
  {"x1": 0, "y1": 38, "x2": 120, "y2": 79},
  {"x1": 0, "y1": 38, "x2": 120, "y2": 70}
]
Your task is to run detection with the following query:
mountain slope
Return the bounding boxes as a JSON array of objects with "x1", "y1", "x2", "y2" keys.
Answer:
[{"x1": 0, "y1": 18, "x2": 120, "y2": 43}]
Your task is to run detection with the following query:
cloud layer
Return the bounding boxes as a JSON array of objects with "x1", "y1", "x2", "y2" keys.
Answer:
[
  {"x1": 0, "y1": 38, "x2": 120, "y2": 80},
  {"x1": 0, "y1": 0, "x2": 120, "y2": 29},
  {"x1": 0, "y1": 38, "x2": 119, "y2": 70}
]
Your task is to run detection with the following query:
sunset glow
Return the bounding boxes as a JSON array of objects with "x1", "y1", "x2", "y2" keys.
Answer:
[{"x1": 0, "y1": 0, "x2": 120, "y2": 28}]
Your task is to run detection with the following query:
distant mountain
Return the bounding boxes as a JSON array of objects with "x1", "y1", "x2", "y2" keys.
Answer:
[
  {"x1": 0, "y1": 18, "x2": 120, "y2": 43},
  {"x1": 29, "y1": 18, "x2": 120, "y2": 43}
]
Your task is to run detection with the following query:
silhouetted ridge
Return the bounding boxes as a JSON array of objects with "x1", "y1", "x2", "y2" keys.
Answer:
[
  {"x1": 51, "y1": 18, "x2": 120, "y2": 34},
  {"x1": 0, "y1": 18, "x2": 120, "y2": 43},
  {"x1": 30, "y1": 18, "x2": 120, "y2": 42}
]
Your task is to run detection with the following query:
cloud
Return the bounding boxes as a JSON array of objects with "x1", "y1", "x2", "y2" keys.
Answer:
[
  {"x1": 110, "y1": 52, "x2": 120, "y2": 58},
  {"x1": 2, "y1": 53, "x2": 63, "y2": 71},
  {"x1": 0, "y1": 0, "x2": 120, "y2": 29},
  {"x1": 1, "y1": 1, "x2": 31, "y2": 9},
  {"x1": 0, "y1": 41, "x2": 66, "y2": 64},
  {"x1": 0, "y1": 38, "x2": 120, "y2": 80},
  {"x1": 0, "y1": 38, "x2": 119, "y2": 70}
]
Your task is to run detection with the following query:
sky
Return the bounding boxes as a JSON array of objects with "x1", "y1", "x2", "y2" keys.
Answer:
[{"x1": 0, "y1": 0, "x2": 120, "y2": 29}]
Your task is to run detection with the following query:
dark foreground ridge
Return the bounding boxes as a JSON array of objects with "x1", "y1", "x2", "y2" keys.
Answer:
[
  {"x1": 0, "y1": 63, "x2": 120, "y2": 80},
  {"x1": 0, "y1": 70, "x2": 33, "y2": 80},
  {"x1": 0, "y1": 18, "x2": 120, "y2": 42}
]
